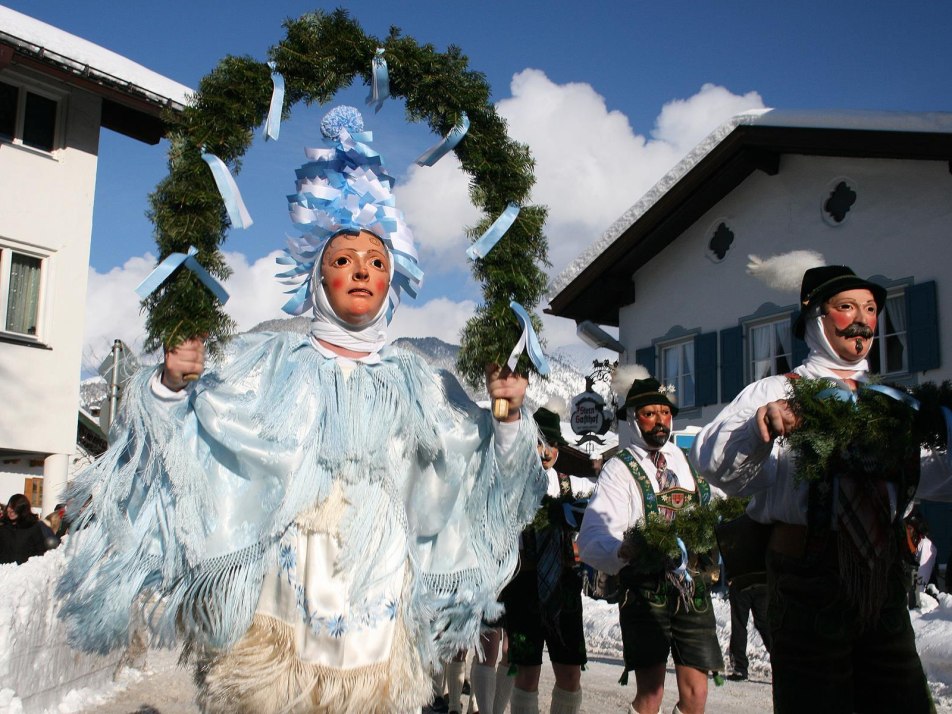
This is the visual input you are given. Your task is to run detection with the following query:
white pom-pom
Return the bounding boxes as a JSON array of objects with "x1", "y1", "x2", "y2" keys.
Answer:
[
  {"x1": 747, "y1": 250, "x2": 825, "y2": 292},
  {"x1": 544, "y1": 396, "x2": 569, "y2": 420},
  {"x1": 611, "y1": 363, "x2": 650, "y2": 400}
]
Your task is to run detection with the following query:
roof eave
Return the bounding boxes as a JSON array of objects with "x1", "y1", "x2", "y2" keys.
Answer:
[{"x1": 0, "y1": 36, "x2": 185, "y2": 144}]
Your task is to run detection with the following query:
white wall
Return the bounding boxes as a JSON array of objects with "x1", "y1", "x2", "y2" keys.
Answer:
[
  {"x1": 0, "y1": 67, "x2": 99, "y2": 458},
  {"x1": 617, "y1": 154, "x2": 952, "y2": 427}
]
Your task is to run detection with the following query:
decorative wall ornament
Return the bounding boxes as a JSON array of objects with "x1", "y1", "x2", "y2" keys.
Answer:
[
  {"x1": 705, "y1": 220, "x2": 734, "y2": 263},
  {"x1": 822, "y1": 177, "x2": 858, "y2": 226}
]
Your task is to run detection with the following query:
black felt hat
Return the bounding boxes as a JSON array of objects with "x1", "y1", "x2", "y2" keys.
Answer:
[
  {"x1": 533, "y1": 407, "x2": 567, "y2": 447},
  {"x1": 793, "y1": 265, "x2": 887, "y2": 339},
  {"x1": 616, "y1": 377, "x2": 679, "y2": 420}
]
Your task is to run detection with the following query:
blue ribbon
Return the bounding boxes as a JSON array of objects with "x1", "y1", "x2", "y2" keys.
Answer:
[
  {"x1": 366, "y1": 48, "x2": 390, "y2": 113},
  {"x1": 506, "y1": 301, "x2": 550, "y2": 376},
  {"x1": 466, "y1": 203, "x2": 520, "y2": 261},
  {"x1": 562, "y1": 498, "x2": 589, "y2": 529},
  {"x1": 415, "y1": 113, "x2": 470, "y2": 166},
  {"x1": 816, "y1": 386, "x2": 857, "y2": 404},
  {"x1": 201, "y1": 149, "x2": 253, "y2": 229},
  {"x1": 817, "y1": 383, "x2": 920, "y2": 410},
  {"x1": 673, "y1": 537, "x2": 692, "y2": 583},
  {"x1": 864, "y1": 384, "x2": 920, "y2": 410},
  {"x1": 263, "y1": 61, "x2": 285, "y2": 141},
  {"x1": 135, "y1": 246, "x2": 229, "y2": 304}
]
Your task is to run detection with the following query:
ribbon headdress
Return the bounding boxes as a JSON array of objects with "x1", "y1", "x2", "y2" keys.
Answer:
[{"x1": 277, "y1": 106, "x2": 423, "y2": 322}]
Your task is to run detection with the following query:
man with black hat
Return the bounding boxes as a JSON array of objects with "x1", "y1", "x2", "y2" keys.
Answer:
[
  {"x1": 504, "y1": 406, "x2": 595, "y2": 714},
  {"x1": 693, "y1": 265, "x2": 952, "y2": 713},
  {"x1": 578, "y1": 371, "x2": 723, "y2": 714}
]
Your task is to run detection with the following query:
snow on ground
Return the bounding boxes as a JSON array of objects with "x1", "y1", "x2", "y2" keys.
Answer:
[{"x1": 4, "y1": 550, "x2": 952, "y2": 712}]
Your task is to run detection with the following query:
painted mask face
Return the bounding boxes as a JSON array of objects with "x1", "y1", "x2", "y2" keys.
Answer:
[
  {"x1": 634, "y1": 404, "x2": 672, "y2": 448},
  {"x1": 320, "y1": 230, "x2": 391, "y2": 326},
  {"x1": 820, "y1": 288, "x2": 878, "y2": 362}
]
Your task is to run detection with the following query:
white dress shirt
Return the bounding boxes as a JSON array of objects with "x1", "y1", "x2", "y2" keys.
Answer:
[{"x1": 691, "y1": 357, "x2": 952, "y2": 525}]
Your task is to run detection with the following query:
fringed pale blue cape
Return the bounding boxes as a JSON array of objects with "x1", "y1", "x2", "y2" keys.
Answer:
[{"x1": 58, "y1": 332, "x2": 546, "y2": 665}]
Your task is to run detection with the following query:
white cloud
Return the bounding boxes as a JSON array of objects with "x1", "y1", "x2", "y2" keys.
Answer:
[
  {"x1": 83, "y1": 250, "x2": 290, "y2": 369},
  {"x1": 495, "y1": 70, "x2": 765, "y2": 273},
  {"x1": 221, "y1": 249, "x2": 290, "y2": 330},
  {"x1": 652, "y1": 82, "x2": 765, "y2": 152},
  {"x1": 395, "y1": 156, "x2": 480, "y2": 265},
  {"x1": 388, "y1": 297, "x2": 477, "y2": 344},
  {"x1": 82, "y1": 254, "x2": 155, "y2": 371}
]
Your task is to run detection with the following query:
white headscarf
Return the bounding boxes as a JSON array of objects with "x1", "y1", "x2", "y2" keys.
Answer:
[
  {"x1": 802, "y1": 304, "x2": 869, "y2": 375},
  {"x1": 307, "y1": 236, "x2": 393, "y2": 362}
]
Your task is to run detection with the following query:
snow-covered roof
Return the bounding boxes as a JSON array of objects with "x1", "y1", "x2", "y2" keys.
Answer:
[
  {"x1": 0, "y1": 5, "x2": 191, "y2": 109},
  {"x1": 547, "y1": 108, "x2": 952, "y2": 324}
]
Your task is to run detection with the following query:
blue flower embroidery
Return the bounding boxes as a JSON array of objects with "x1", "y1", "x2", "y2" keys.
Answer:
[
  {"x1": 328, "y1": 614, "x2": 347, "y2": 638},
  {"x1": 385, "y1": 599, "x2": 398, "y2": 620},
  {"x1": 279, "y1": 542, "x2": 296, "y2": 573}
]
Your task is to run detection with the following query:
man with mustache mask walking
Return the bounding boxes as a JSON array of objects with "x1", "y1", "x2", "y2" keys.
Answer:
[
  {"x1": 693, "y1": 265, "x2": 952, "y2": 713},
  {"x1": 578, "y1": 370, "x2": 724, "y2": 714}
]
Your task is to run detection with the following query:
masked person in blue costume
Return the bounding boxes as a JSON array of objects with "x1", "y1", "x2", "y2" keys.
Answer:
[{"x1": 58, "y1": 107, "x2": 547, "y2": 714}]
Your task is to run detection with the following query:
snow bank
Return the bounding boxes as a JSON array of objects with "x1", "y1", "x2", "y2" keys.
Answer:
[
  {"x1": 0, "y1": 544, "x2": 122, "y2": 714},
  {"x1": 583, "y1": 589, "x2": 952, "y2": 709}
]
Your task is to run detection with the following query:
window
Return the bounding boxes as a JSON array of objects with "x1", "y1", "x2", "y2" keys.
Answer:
[
  {"x1": 868, "y1": 291, "x2": 907, "y2": 376},
  {"x1": 0, "y1": 79, "x2": 59, "y2": 152},
  {"x1": 660, "y1": 339, "x2": 696, "y2": 410},
  {"x1": 748, "y1": 317, "x2": 792, "y2": 381},
  {"x1": 0, "y1": 246, "x2": 45, "y2": 338}
]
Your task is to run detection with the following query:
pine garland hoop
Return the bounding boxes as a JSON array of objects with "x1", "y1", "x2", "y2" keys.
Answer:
[{"x1": 145, "y1": 9, "x2": 548, "y2": 385}]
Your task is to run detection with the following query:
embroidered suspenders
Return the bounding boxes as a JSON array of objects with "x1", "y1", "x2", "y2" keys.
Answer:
[{"x1": 617, "y1": 448, "x2": 710, "y2": 518}]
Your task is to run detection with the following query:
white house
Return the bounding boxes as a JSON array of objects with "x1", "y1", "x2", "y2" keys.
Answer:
[
  {"x1": 547, "y1": 107, "x2": 952, "y2": 551},
  {"x1": 0, "y1": 7, "x2": 190, "y2": 513}
]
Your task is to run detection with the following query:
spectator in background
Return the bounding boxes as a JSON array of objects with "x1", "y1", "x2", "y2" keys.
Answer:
[
  {"x1": 41, "y1": 509, "x2": 63, "y2": 550},
  {"x1": 51, "y1": 502, "x2": 69, "y2": 538},
  {"x1": 0, "y1": 493, "x2": 48, "y2": 564},
  {"x1": 726, "y1": 579, "x2": 771, "y2": 681},
  {"x1": 907, "y1": 513, "x2": 937, "y2": 593}
]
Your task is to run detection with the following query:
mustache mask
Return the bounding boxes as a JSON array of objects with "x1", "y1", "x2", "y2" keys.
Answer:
[{"x1": 836, "y1": 323, "x2": 874, "y2": 339}]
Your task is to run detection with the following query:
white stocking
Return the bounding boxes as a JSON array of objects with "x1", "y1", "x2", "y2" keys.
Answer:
[
  {"x1": 470, "y1": 662, "x2": 496, "y2": 714},
  {"x1": 548, "y1": 685, "x2": 582, "y2": 714}
]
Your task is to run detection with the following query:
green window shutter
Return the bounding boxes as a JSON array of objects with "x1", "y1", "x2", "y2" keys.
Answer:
[
  {"x1": 635, "y1": 345, "x2": 656, "y2": 376},
  {"x1": 790, "y1": 312, "x2": 809, "y2": 368},
  {"x1": 694, "y1": 332, "x2": 718, "y2": 406},
  {"x1": 906, "y1": 280, "x2": 940, "y2": 372},
  {"x1": 719, "y1": 326, "x2": 744, "y2": 402}
]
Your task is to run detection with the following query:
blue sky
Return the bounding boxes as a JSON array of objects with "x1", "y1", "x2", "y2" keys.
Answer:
[{"x1": 4, "y1": 0, "x2": 952, "y2": 365}]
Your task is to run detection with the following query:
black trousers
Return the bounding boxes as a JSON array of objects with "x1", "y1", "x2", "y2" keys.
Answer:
[
  {"x1": 767, "y1": 548, "x2": 934, "y2": 713},
  {"x1": 728, "y1": 581, "x2": 771, "y2": 676}
]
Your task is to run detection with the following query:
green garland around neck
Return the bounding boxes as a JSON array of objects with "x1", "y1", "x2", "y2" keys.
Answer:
[{"x1": 783, "y1": 377, "x2": 952, "y2": 484}]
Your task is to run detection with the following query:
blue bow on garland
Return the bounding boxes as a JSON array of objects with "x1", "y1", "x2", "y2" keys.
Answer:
[
  {"x1": 507, "y1": 301, "x2": 550, "y2": 376},
  {"x1": 135, "y1": 246, "x2": 229, "y2": 304}
]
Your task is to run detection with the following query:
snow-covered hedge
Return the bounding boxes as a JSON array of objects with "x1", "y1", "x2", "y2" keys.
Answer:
[{"x1": 0, "y1": 544, "x2": 120, "y2": 714}]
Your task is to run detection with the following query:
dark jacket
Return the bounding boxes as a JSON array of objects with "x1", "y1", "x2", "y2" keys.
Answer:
[{"x1": 0, "y1": 520, "x2": 48, "y2": 565}]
